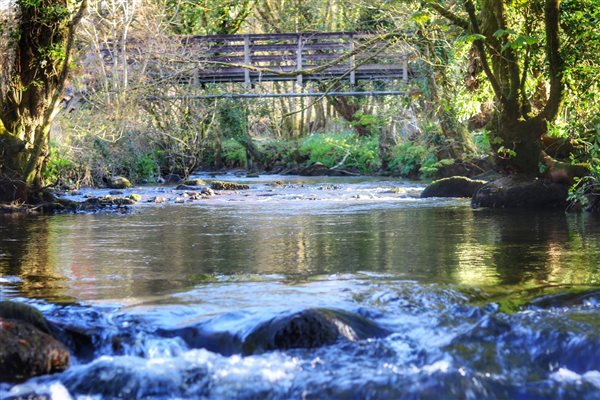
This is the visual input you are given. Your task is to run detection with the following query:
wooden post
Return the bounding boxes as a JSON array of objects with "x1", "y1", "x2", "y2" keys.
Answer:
[
  {"x1": 244, "y1": 35, "x2": 251, "y2": 88},
  {"x1": 349, "y1": 34, "x2": 356, "y2": 86},
  {"x1": 296, "y1": 34, "x2": 303, "y2": 87},
  {"x1": 402, "y1": 56, "x2": 408, "y2": 84}
]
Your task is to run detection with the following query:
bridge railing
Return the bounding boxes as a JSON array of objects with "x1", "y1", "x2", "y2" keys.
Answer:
[{"x1": 182, "y1": 32, "x2": 409, "y2": 86}]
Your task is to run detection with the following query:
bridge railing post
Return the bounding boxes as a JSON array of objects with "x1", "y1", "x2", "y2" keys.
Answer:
[
  {"x1": 349, "y1": 34, "x2": 356, "y2": 86},
  {"x1": 244, "y1": 35, "x2": 251, "y2": 88},
  {"x1": 296, "y1": 34, "x2": 303, "y2": 87}
]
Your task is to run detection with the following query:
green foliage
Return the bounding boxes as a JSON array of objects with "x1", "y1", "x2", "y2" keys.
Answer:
[
  {"x1": 350, "y1": 111, "x2": 383, "y2": 136},
  {"x1": 472, "y1": 131, "x2": 491, "y2": 153},
  {"x1": 298, "y1": 132, "x2": 380, "y2": 173},
  {"x1": 133, "y1": 152, "x2": 160, "y2": 182},
  {"x1": 222, "y1": 138, "x2": 247, "y2": 168},
  {"x1": 388, "y1": 143, "x2": 438, "y2": 177},
  {"x1": 43, "y1": 144, "x2": 76, "y2": 185}
]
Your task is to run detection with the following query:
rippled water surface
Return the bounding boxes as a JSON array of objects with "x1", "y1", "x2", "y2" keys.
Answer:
[{"x1": 2, "y1": 175, "x2": 600, "y2": 399}]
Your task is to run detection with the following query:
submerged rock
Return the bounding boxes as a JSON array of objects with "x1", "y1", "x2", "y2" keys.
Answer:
[
  {"x1": 472, "y1": 175, "x2": 569, "y2": 209},
  {"x1": 107, "y1": 176, "x2": 132, "y2": 190},
  {"x1": 210, "y1": 181, "x2": 250, "y2": 191},
  {"x1": 421, "y1": 176, "x2": 486, "y2": 198},
  {"x1": 0, "y1": 302, "x2": 70, "y2": 382},
  {"x1": 242, "y1": 308, "x2": 390, "y2": 355}
]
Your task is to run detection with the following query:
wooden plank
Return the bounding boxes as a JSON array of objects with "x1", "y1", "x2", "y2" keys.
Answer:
[
  {"x1": 296, "y1": 35, "x2": 303, "y2": 86},
  {"x1": 244, "y1": 35, "x2": 251, "y2": 87}
]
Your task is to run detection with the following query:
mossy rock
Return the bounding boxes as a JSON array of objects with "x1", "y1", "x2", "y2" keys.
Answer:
[
  {"x1": 0, "y1": 301, "x2": 51, "y2": 334},
  {"x1": 421, "y1": 176, "x2": 486, "y2": 198},
  {"x1": 128, "y1": 194, "x2": 142, "y2": 202},
  {"x1": 182, "y1": 179, "x2": 207, "y2": 186},
  {"x1": 210, "y1": 181, "x2": 250, "y2": 191},
  {"x1": 107, "y1": 176, "x2": 132, "y2": 190}
]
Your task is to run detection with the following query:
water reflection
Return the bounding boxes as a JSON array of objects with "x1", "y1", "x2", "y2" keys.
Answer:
[
  {"x1": 2, "y1": 200, "x2": 600, "y2": 302},
  {"x1": 0, "y1": 215, "x2": 71, "y2": 301}
]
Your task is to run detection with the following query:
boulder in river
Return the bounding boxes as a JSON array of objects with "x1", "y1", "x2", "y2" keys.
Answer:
[
  {"x1": 210, "y1": 181, "x2": 250, "y2": 191},
  {"x1": 421, "y1": 176, "x2": 486, "y2": 198},
  {"x1": 242, "y1": 308, "x2": 390, "y2": 355},
  {"x1": 472, "y1": 175, "x2": 569, "y2": 209},
  {"x1": 0, "y1": 302, "x2": 70, "y2": 382},
  {"x1": 106, "y1": 176, "x2": 131, "y2": 190}
]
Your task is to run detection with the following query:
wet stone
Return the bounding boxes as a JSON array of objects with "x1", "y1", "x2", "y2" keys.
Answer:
[
  {"x1": 210, "y1": 181, "x2": 250, "y2": 191},
  {"x1": 242, "y1": 308, "x2": 390, "y2": 355}
]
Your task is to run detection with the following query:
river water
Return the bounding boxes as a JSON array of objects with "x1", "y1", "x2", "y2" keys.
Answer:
[{"x1": 2, "y1": 175, "x2": 600, "y2": 399}]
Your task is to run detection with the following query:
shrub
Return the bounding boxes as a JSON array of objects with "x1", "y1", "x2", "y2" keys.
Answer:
[
  {"x1": 222, "y1": 139, "x2": 247, "y2": 168},
  {"x1": 388, "y1": 143, "x2": 438, "y2": 177},
  {"x1": 298, "y1": 131, "x2": 380, "y2": 173}
]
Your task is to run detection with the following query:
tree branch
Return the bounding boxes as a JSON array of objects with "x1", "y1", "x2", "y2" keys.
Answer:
[
  {"x1": 426, "y1": 2, "x2": 470, "y2": 30},
  {"x1": 462, "y1": 0, "x2": 504, "y2": 103}
]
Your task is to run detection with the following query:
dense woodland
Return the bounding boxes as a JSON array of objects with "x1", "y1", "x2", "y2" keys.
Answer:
[{"x1": 0, "y1": 0, "x2": 599, "y2": 208}]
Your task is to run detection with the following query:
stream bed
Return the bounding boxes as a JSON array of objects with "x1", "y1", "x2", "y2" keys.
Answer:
[{"x1": 2, "y1": 174, "x2": 600, "y2": 399}]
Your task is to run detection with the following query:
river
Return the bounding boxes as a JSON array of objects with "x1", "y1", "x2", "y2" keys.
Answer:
[{"x1": 2, "y1": 174, "x2": 600, "y2": 399}]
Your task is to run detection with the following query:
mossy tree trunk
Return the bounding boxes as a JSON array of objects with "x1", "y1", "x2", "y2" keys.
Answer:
[
  {"x1": 430, "y1": 0, "x2": 563, "y2": 174},
  {"x1": 0, "y1": 0, "x2": 87, "y2": 203}
]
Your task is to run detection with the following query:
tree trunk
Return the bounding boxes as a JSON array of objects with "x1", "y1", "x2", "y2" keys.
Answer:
[{"x1": 0, "y1": 0, "x2": 88, "y2": 203}]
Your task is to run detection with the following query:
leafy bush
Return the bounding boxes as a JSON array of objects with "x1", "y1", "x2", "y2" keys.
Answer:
[
  {"x1": 298, "y1": 131, "x2": 380, "y2": 173},
  {"x1": 43, "y1": 144, "x2": 77, "y2": 185},
  {"x1": 388, "y1": 143, "x2": 438, "y2": 177},
  {"x1": 222, "y1": 139, "x2": 247, "y2": 168}
]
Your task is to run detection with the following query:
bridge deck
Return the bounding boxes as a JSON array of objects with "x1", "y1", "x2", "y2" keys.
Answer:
[{"x1": 182, "y1": 32, "x2": 410, "y2": 86}]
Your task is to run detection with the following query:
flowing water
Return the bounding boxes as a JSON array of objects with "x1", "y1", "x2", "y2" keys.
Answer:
[{"x1": 2, "y1": 174, "x2": 600, "y2": 399}]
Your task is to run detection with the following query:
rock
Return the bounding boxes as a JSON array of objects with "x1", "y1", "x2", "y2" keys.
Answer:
[
  {"x1": 159, "y1": 308, "x2": 389, "y2": 357},
  {"x1": 246, "y1": 172, "x2": 260, "y2": 178},
  {"x1": 148, "y1": 196, "x2": 168, "y2": 204},
  {"x1": 0, "y1": 301, "x2": 52, "y2": 335},
  {"x1": 210, "y1": 181, "x2": 250, "y2": 191},
  {"x1": 107, "y1": 176, "x2": 131, "y2": 190},
  {"x1": 175, "y1": 197, "x2": 186, "y2": 204},
  {"x1": 182, "y1": 179, "x2": 207, "y2": 186},
  {"x1": 128, "y1": 194, "x2": 142, "y2": 202},
  {"x1": 85, "y1": 196, "x2": 135, "y2": 207},
  {"x1": 472, "y1": 175, "x2": 569, "y2": 209},
  {"x1": 242, "y1": 308, "x2": 390, "y2": 355},
  {"x1": 0, "y1": 302, "x2": 70, "y2": 382},
  {"x1": 421, "y1": 176, "x2": 486, "y2": 198},
  {"x1": 108, "y1": 190, "x2": 124, "y2": 195},
  {"x1": 200, "y1": 187, "x2": 214, "y2": 196},
  {"x1": 0, "y1": 319, "x2": 70, "y2": 382}
]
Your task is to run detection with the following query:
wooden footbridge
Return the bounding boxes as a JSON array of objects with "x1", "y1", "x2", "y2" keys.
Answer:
[{"x1": 152, "y1": 32, "x2": 412, "y2": 99}]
